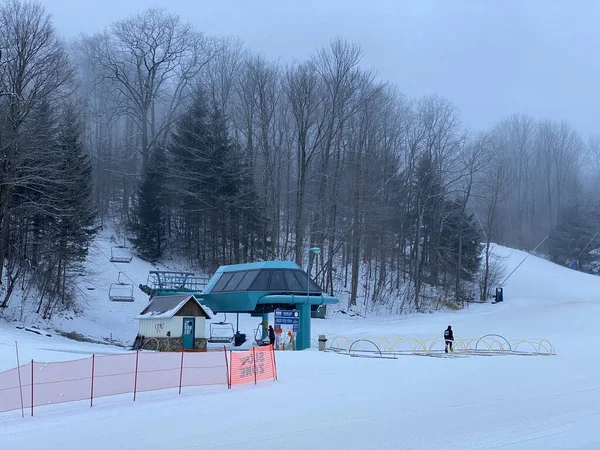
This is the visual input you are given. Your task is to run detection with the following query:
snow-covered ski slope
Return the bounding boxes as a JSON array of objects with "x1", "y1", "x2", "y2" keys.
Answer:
[{"x1": 0, "y1": 243, "x2": 599, "y2": 449}]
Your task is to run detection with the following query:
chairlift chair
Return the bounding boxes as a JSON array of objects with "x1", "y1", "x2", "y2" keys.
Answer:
[
  {"x1": 109, "y1": 272, "x2": 135, "y2": 302},
  {"x1": 208, "y1": 315, "x2": 235, "y2": 344},
  {"x1": 110, "y1": 244, "x2": 133, "y2": 263},
  {"x1": 254, "y1": 323, "x2": 270, "y2": 346}
]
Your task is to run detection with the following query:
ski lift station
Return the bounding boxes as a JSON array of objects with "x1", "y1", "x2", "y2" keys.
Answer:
[{"x1": 147, "y1": 260, "x2": 339, "y2": 351}]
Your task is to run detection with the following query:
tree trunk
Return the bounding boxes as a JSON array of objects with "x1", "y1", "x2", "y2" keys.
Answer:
[
  {"x1": 414, "y1": 208, "x2": 423, "y2": 311},
  {"x1": 294, "y1": 151, "x2": 308, "y2": 266}
]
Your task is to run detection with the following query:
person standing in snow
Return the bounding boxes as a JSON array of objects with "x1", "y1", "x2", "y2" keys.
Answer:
[
  {"x1": 268, "y1": 325, "x2": 275, "y2": 347},
  {"x1": 444, "y1": 325, "x2": 454, "y2": 353}
]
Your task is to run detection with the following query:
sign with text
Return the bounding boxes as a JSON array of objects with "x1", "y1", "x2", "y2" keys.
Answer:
[
  {"x1": 229, "y1": 346, "x2": 277, "y2": 386},
  {"x1": 274, "y1": 309, "x2": 299, "y2": 333}
]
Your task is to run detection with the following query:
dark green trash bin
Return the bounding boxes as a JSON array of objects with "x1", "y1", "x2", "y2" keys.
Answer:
[{"x1": 234, "y1": 332, "x2": 246, "y2": 347}]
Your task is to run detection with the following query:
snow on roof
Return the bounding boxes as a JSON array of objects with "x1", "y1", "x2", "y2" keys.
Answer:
[
  {"x1": 136, "y1": 294, "x2": 212, "y2": 320},
  {"x1": 217, "y1": 260, "x2": 301, "y2": 273}
]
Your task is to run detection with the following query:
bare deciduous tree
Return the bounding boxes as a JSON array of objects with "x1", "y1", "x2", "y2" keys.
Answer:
[
  {"x1": 82, "y1": 8, "x2": 216, "y2": 169},
  {"x1": 285, "y1": 61, "x2": 329, "y2": 266}
]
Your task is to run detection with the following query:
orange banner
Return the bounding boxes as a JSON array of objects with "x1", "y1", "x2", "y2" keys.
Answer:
[{"x1": 229, "y1": 345, "x2": 277, "y2": 386}]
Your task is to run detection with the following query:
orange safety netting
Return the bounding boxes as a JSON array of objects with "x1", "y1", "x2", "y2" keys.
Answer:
[
  {"x1": 0, "y1": 363, "x2": 32, "y2": 413},
  {"x1": 93, "y1": 353, "x2": 137, "y2": 398},
  {"x1": 229, "y1": 345, "x2": 277, "y2": 386},
  {"x1": 0, "y1": 348, "x2": 231, "y2": 415},
  {"x1": 181, "y1": 351, "x2": 229, "y2": 388},
  {"x1": 33, "y1": 358, "x2": 92, "y2": 407},
  {"x1": 136, "y1": 351, "x2": 181, "y2": 394}
]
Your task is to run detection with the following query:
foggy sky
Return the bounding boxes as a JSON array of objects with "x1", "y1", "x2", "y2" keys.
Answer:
[{"x1": 39, "y1": 0, "x2": 600, "y2": 138}]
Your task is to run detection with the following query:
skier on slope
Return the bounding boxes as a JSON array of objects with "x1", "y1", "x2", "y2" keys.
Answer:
[{"x1": 444, "y1": 325, "x2": 454, "y2": 353}]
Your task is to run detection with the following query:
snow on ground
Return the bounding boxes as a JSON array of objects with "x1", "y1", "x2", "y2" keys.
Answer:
[
  {"x1": 0, "y1": 226, "x2": 212, "y2": 347},
  {"x1": 0, "y1": 322, "x2": 126, "y2": 370},
  {"x1": 51, "y1": 228, "x2": 199, "y2": 345},
  {"x1": 1, "y1": 243, "x2": 599, "y2": 449}
]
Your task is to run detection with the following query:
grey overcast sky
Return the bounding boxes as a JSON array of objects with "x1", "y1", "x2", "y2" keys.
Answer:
[{"x1": 39, "y1": 0, "x2": 600, "y2": 137}]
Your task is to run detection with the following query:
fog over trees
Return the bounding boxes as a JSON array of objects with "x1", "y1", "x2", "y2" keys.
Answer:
[{"x1": 1, "y1": 1, "x2": 598, "y2": 315}]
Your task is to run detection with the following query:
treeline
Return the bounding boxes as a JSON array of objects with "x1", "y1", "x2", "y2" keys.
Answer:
[
  {"x1": 0, "y1": 0, "x2": 96, "y2": 317},
  {"x1": 1, "y1": 1, "x2": 597, "y2": 316}
]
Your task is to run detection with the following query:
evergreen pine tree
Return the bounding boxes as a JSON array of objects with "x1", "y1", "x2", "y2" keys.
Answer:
[
  {"x1": 549, "y1": 202, "x2": 596, "y2": 269},
  {"x1": 167, "y1": 90, "x2": 266, "y2": 269},
  {"x1": 130, "y1": 148, "x2": 167, "y2": 261},
  {"x1": 54, "y1": 106, "x2": 98, "y2": 262},
  {"x1": 38, "y1": 104, "x2": 98, "y2": 314},
  {"x1": 440, "y1": 199, "x2": 482, "y2": 283}
]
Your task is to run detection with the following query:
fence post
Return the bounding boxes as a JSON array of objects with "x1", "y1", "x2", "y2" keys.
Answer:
[
  {"x1": 252, "y1": 347, "x2": 257, "y2": 385},
  {"x1": 15, "y1": 342, "x2": 24, "y2": 417},
  {"x1": 270, "y1": 345, "x2": 277, "y2": 381},
  {"x1": 31, "y1": 359, "x2": 34, "y2": 417},
  {"x1": 90, "y1": 354, "x2": 95, "y2": 407},
  {"x1": 228, "y1": 351, "x2": 232, "y2": 388},
  {"x1": 223, "y1": 346, "x2": 230, "y2": 389},
  {"x1": 178, "y1": 351, "x2": 184, "y2": 395},
  {"x1": 133, "y1": 350, "x2": 139, "y2": 401}
]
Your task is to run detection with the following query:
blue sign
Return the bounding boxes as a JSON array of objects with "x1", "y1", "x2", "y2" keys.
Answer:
[
  {"x1": 275, "y1": 309, "x2": 299, "y2": 333},
  {"x1": 275, "y1": 310, "x2": 299, "y2": 319},
  {"x1": 276, "y1": 318, "x2": 299, "y2": 324}
]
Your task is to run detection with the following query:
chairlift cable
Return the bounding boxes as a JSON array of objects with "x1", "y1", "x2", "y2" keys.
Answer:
[
  {"x1": 576, "y1": 231, "x2": 599, "y2": 261},
  {"x1": 500, "y1": 234, "x2": 549, "y2": 286},
  {"x1": 473, "y1": 209, "x2": 488, "y2": 241}
]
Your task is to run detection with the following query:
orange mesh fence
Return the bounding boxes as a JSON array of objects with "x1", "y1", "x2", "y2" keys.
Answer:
[
  {"x1": 0, "y1": 363, "x2": 32, "y2": 413},
  {"x1": 181, "y1": 351, "x2": 229, "y2": 388},
  {"x1": 33, "y1": 359, "x2": 92, "y2": 408},
  {"x1": 1, "y1": 345, "x2": 277, "y2": 416},
  {"x1": 229, "y1": 345, "x2": 277, "y2": 386},
  {"x1": 93, "y1": 353, "x2": 137, "y2": 398},
  {"x1": 255, "y1": 346, "x2": 277, "y2": 382},
  {"x1": 135, "y1": 351, "x2": 181, "y2": 394}
]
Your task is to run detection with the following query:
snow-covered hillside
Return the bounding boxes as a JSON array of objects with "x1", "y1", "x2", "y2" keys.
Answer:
[
  {"x1": 0, "y1": 227, "x2": 215, "y2": 347},
  {"x1": 0, "y1": 239, "x2": 599, "y2": 449},
  {"x1": 6, "y1": 226, "x2": 598, "y2": 351}
]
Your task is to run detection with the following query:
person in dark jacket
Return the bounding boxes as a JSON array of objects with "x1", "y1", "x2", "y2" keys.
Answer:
[
  {"x1": 268, "y1": 325, "x2": 276, "y2": 346},
  {"x1": 444, "y1": 326, "x2": 454, "y2": 353}
]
